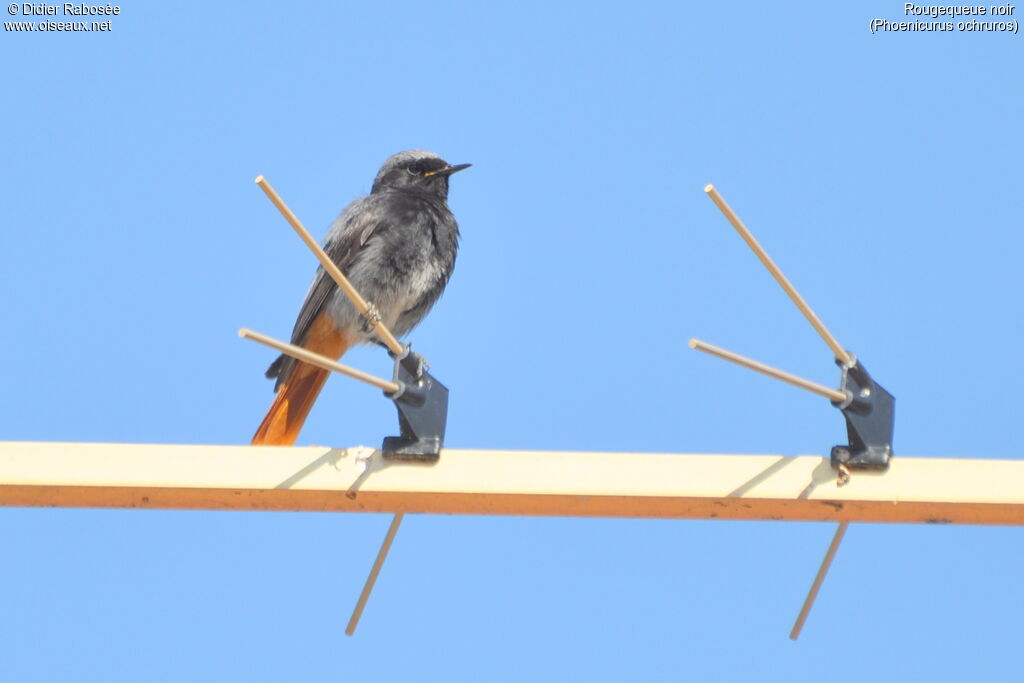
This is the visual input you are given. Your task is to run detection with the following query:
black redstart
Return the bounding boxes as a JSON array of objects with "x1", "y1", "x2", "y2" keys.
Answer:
[{"x1": 252, "y1": 150, "x2": 470, "y2": 445}]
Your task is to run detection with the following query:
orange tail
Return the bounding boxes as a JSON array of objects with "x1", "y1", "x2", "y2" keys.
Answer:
[{"x1": 252, "y1": 315, "x2": 350, "y2": 446}]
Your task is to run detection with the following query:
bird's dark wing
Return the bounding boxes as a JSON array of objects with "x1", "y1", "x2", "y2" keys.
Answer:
[{"x1": 266, "y1": 199, "x2": 384, "y2": 388}]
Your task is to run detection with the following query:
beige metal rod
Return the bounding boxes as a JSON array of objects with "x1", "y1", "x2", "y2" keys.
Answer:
[
  {"x1": 704, "y1": 185, "x2": 852, "y2": 365},
  {"x1": 790, "y1": 521, "x2": 849, "y2": 640},
  {"x1": 239, "y1": 328, "x2": 400, "y2": 394},
  {"x1": 254, "y1": 175, "x2": 405, "y2": 356},
  {"x1": 689, "y1": 338, "x2": 846, "y2": 403},
  {"x1": 346, "y1": 512, "x2": 404, "y2": 636}
]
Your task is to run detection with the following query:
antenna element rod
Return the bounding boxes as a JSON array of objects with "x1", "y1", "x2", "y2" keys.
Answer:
[
  {"x1": 689, "y1": 338, "x2": 846, "y2": 402},
  {"x1": 790, "y1": 521, "x2": 849, "y2": 640},
  {"x1": 346, "y1": 513, "x2": 405, "y2": 636},
  {"x1": 704, "y1": 185, "x2": 852, "y2": 365},
  {"x1": 255, "y1": 175, "x2": 405, "y2": 356},
  {"x1": 239, "y1": 328, "x2": 400, "y2": 394}
]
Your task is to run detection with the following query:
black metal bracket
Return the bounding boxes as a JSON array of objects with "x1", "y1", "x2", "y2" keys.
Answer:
[
  {"x1": 381, "y1": 345, "x2": 449, "y2": 463},
  {"x1": 829, "y1": 355, "x2": 895, "y2": 474}
]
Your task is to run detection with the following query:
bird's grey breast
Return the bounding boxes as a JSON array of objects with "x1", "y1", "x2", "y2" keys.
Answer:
[{"x1": 325, "y1": 192, "x2": 458, "y2": 339}]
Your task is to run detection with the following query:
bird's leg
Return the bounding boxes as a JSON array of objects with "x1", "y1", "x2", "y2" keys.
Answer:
[{"x1": 359, "y1": 302, "x2": 383, "y2": 336}]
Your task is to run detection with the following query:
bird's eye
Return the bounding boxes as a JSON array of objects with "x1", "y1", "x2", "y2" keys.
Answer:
[{"x1": 407, "y1": 163, "x2": 425, "y2": 176}]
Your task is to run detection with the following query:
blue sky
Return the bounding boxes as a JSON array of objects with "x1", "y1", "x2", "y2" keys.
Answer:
[{"x1": 2, "y1": 2, "x2": 1022, "y2": 680}]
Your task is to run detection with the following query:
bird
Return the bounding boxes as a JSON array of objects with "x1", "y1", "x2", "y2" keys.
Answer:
[{"x1": 251, "y1": 150, "x2": 470, "y2": 446}]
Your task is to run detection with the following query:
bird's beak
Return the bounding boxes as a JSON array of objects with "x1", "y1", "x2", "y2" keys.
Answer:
[{"x1": 424, "y1": 163, "x2": 472, "y2": 178}]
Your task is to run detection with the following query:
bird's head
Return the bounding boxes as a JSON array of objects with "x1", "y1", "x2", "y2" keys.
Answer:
[{"x1": 371, "y1": 150, "x2": 471, "y2": 198}]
